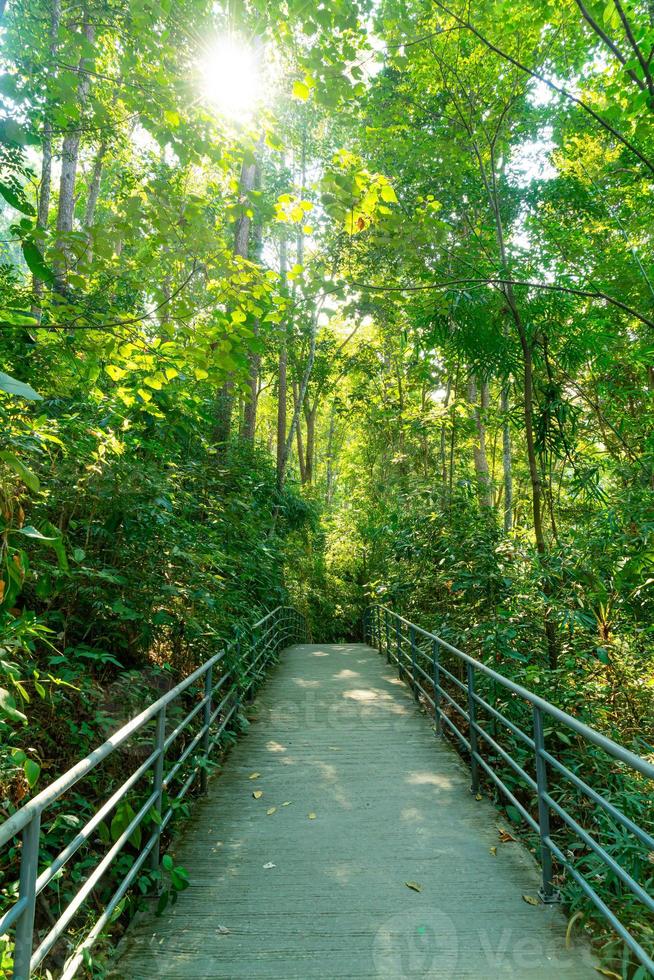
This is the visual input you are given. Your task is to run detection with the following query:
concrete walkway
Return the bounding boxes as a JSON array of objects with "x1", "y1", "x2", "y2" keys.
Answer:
[{"x1": 113, "y1": 643, "x2": 596, "y2": 978}]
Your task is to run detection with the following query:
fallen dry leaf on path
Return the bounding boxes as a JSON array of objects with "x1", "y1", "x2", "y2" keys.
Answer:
[
  {"x1": 253, "y1": 791, "x2": 263, "y2": 799},
  {"x1": 522, "y1": 895, "x2": 539, "y2": 906},
  {"x1": 405, "y1": 881, "x2": 423, "y2": 893}
]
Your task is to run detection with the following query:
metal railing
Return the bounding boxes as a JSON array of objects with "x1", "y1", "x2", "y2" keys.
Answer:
[
  {"x1": 0, "y1": 605, "x2": 306, "y2": 979},
  {"x1": 363, "y1": 604, "x2": 654, "y2": 975}
]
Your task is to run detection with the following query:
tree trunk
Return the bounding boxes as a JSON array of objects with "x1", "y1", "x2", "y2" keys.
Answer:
[
  {"x1": 304, "y1": 402, "x2": 317, "y2": 484},
  {"x1": 56, "y1": 16, "x2": 94, "y2": 280},
  {"x1": 501, "y1": 383, "x2": 513, "y2": 532},
  {"x1": 326, "y1": 405, "x2": 336, "y2": 504},
  {"x1": 242, "y1": 162, "x2": 263, "y2": 444},
  {"x1": 83, "y1": 140, "x2": 107, "y2": 262},
  {"x1": 32, "y1": 0, "x2": 60, "y2": 312},
  {"x1": 214, "y1": 143, "x2": 260, "y2": 448},
  {"x1": 276, "y1": 233, "x2": 288, "y2": 486},
  {"x1": 292, "y1": 381, "x2": 307, "y2": 483},
  {"x1": 467, "y1": 375, "x2": 492, "y2": 508}
]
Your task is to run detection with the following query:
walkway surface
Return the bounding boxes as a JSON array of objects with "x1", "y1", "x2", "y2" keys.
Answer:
[{"x1": 113, "y1": 643, "x2": 596, "y2": 978}]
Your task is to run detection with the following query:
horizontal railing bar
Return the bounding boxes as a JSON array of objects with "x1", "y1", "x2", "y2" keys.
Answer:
[
  {"x1": 472, "y1": 692, "x2": 535, "y2": 749},
  {"x1": 209, "y1": 686, "x2": 238, "y2": 726},
  {"x1": 163, "y1": 725, "x2": 207, "y2": 790},
  {"x1": 436, "y1": 662, "x2": 467, "y2": 693},
  {"x1": 207, "y1": 702, "x2": 238, "y2": 754},
  {"x1": 543, "y1": 793, "x2": 654, "y2": 913},
  {"x1": 164, "y1": 698, "x2": 206, "y2": 752},
  {"x1": 438, "y1": 707, "x2": 470, "y2": 750},
  {"x1": 438, "y1": 684, "x2": 469, "y2": 721},
  {"x1": 475, "y1": 756, "x2": 540, "y2": 833},
  {"x1": 0, "y1": 895, "x2": 27, "y2": 934},
  {"x1": 0, "y1": 650, "x2": 228, "y2": 846},
  {"x1": 250, "y1": 606, "x2": 283, "y2": 630},
  {"x1": 376, "y1": 606, "x2": 654, "y2": 779},
  {"x1": 31, "y1": 789, "x2": 158, "y2": 968},
  {"x1": 473, "y1": 722, "x2": 537, "y2": 791},
  {"x1": 544, "y1": 835, "x2": 654, "y2": 975},
  {"x1": 541, "y1": 749, "x2": 654, "y2": 851},
  {"x1": 36, "y1": 747, "x2": 160, "y2": 895},
  {"x1": 60, "y1": 830, "x2": 158, "y2": 980}
]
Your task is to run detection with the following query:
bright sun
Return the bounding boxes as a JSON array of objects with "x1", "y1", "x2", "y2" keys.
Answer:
[{"x1": 198, "y1": 38, "x2": 260, "y2": 121}]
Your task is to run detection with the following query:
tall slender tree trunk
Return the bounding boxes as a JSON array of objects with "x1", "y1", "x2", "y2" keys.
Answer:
[
  {"x1": 501, "y1": 382, "x2": 513, "y2": 532},
  {"x1": 304, "y1": 402, "x2": 317, "y2": 484},
  {"x1": 214, "y1": 143, "x2": 260, "y2": 447},
  {"x1": 468, "y1": 375, "x2": 492, "y2": 508},
  {"x1": 242, "y1": 162, "x2": 263, "y2": 444},
  {"x1": 83, "y1": 140, "x2": 107, "y2": 262},
  {"x1": 56, "y1": 15, "x2": 94, "y2": 281},
  {"x1": 326, "y1": 405, "x2": 336, "y2": 504},
  {"x1": 32, "y1": 0, "x2": 60, "y2": 314},
  {"x1": 276, "y1": 233, "x2": 288, "y2": 486},
  {"x1": 292, "y1": 381, "x2": 307, "y2": 483}
]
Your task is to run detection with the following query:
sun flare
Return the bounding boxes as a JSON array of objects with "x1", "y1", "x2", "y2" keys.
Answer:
[{"x1": 198, "y1": 38, "x2": 260, "y2": 121}]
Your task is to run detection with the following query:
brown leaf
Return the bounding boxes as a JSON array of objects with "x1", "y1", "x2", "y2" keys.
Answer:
[
  {"x1": 248, "y1": 772, "x2": 260, "y2": 780},
  {"x1": 282, "y1": 801, "x2": 292, "y2": 806},
  {"x1": 489, "y1": 846, "x2": 497, "y2": 857},
  {"x1": 405, "y1": 881, "x2": 423, "y2": 893},
  {"x1": 252, "y1": 790, "x2": 263, "y2": 799},
  {"x1": 499, "y1": 828, "x2": 516, "y2": 843},
  {"x1": 522, "y1": 895, "x2": 539, "y2": 906},
  {"x1": 266, "y1": 807, "x2": 276, "y2": 815}
]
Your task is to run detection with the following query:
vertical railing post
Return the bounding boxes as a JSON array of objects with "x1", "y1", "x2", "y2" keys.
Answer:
[
  {"x1": 376, "y1": 606, "x2": 381, "y2": 650},
  {"x1": 533, "y1": 705, "x2": 558, "y2": 902},
  {"x1": 384, "y1": 608, "x2": 390, "y2": 663},
  {"x1": 395, "y1": 618, "x2": 402, "y2": 676},
  {"x1": 12, "y1": 813, "x2": 41, "y2": 980},
  {"x1": 410, "y1": 626, "x2": 417, "y2": 696},
  {"x1": 200, "y1": 665, "x2": 213, "y2": 794},
  {"x1": 432, "y1": 639, "x2": 441, "y2": 736},
  {"x1": 150, "y1": 705, "x2": 166, "y2": 878},
  {"x1": 466, "y1": 663, "x2": 480, "y2": 796}
]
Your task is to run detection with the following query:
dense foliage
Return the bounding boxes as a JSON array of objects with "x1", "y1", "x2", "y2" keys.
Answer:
[{"x1": 0, "y1": 0, "x2": 652, "y2": 975}]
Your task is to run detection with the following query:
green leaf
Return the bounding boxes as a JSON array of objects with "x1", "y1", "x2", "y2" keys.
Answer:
[
  {"x1": 21, "y1": 242, "x2": 56, "y2": 286},
  {"x1": 0, "y1": 687, "x2": 27, "y2": 724},
  {"x1": 24, "y1": 758, "x2": 41, "y2": 788},
  {"x1": 15, "y1": 525, "x2": 57, "y2": 541},
  {"x1": 292, "y1": 80, "x2": 310, "y2": 101},
  {"x1": 0, "y1": 451, "x2": 40, "y2": 492},
  {"x1": 0, "y1": 181, "x2": 35, "y2": 215},
  {"x1": 162, "y1": 854, "x2": 174, "y2": 871},
  {"x1": 380, "y1": 184, "x2": 398, "y2": 204},
  {"x1": 0, "y1": 371, "x2": 43, "y2": 400}
]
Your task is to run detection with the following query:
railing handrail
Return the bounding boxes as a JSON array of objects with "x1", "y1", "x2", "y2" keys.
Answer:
[
  {"x1": 0, "y1": 603, "x2": 305, "y2": 979},
  {"x1": 365, "y1": 604, "x2": 654, "y2": 977},
  {"x1": 375, "y1": 604, "x2": 654, "y2": 779},
  {"x1": 0, "y1": 605, "x2": 289, "y2": 847}
]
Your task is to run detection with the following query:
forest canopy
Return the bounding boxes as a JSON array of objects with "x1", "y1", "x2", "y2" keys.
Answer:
[{"x1": 0, "y1": 0, "x2": 652, "y2": 975}]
